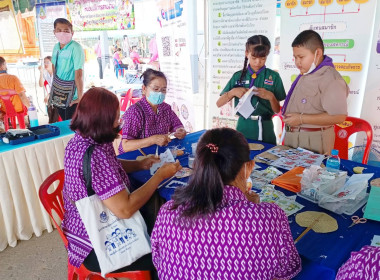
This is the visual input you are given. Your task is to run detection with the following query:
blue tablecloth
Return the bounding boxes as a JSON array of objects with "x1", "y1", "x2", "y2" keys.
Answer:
[
  {"x1": 0, "y1": 120, "x2": 74, "y2": 153},
  {"x1": 118, "y1": 130, "x2": 380, "y2": 280}
]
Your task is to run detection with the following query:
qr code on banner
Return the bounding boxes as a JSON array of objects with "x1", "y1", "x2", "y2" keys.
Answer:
[{"x1": 161, "y1": 36, "x2": 171, "y2": 56}]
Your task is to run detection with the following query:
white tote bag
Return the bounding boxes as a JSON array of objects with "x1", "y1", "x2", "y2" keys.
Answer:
[{"x1": 76, "y1": 146, "x2": 151, "y2": 276}]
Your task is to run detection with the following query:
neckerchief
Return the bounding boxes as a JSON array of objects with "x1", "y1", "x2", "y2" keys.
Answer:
[
  {"x1": 247, "y1": 65, "x2": 266, "y2": 88},
  {"x1": 281, "y1": 55, "x2": 335, "y2": 115}
]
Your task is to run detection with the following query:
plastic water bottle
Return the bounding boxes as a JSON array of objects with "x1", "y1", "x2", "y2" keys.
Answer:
[
  {"x1": 28, "y1": 101, "x2": 39, "y2": 127},
  {"x1": 326, "y1": 149, "x2": 340, "y2": 172}
]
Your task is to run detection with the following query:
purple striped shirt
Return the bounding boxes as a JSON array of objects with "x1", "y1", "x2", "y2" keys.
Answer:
[
  {"x1": 151, "y1": 185, "x2": 301, "y2": 280},
  {"x1": 119, "y1": 97, "x2": 183, "y2": 154},
  {"x1": 62, "y1": 133, "x2": 131, "y2": 267},
  {"x1": 336, "y1": 246, "x2": 380, "y2": 280}
]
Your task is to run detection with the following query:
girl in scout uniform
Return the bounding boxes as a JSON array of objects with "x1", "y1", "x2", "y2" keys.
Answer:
[{"x1": 216, "y1": 35, "x2": 286, "y2": 144}]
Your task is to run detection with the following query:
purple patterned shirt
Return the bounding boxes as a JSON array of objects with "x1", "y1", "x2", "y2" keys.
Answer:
[
  {"x1": 336, "y1": 246, "x2": 380, "y2": 280},
  {"x1": 62, "y1": 133, "x2": 131, "y2": 268},
  {"x1": 151, "y1": 185, "x2": 301, "y2": 280},
  {"x1": 118, "y1": 97, "x2": 183, "y2": 154}
]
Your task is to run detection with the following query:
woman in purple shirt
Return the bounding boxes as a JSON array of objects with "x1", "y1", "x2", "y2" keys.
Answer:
[
  {"x1": 151, "y1": 128, "x2": 301, "y2": 280},
  {"x1": 119, "y1": 69, "x2": 186, "y2": 154},
  {"x1": 336, "y1": 246, "x2": 380, "y2": 280},
  {"x1": 63, "y1": 87, "x2": 181, "y2": 276}
]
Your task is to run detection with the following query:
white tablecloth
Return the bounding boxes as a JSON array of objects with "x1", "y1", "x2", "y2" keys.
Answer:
[{"x1": 0, "y1": 134, "x2": 73, "y2": 251}]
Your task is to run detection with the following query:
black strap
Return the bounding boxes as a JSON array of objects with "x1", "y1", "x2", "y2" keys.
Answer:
[
  {"x1": 136, "y1": 102, "x2": 145, "y2": 138},
  {"x1": 83, "y1": 145, "x2": 96, "y2": 196},
  {"x1": 54, "y1": 51, "x2": 59, "y2": 75}
]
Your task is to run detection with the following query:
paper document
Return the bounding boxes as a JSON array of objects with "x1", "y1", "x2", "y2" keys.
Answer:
[
  {"x1": 150, "y1": 148, "x2": 175, "y2": 175},
  {"x1": 234, "y1": 86, "x2": 258, "y2": 119}
]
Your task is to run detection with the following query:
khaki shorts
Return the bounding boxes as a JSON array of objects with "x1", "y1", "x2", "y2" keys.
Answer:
[{"x1": 284, "y1": 126, "x2": 335, "y2": 155}]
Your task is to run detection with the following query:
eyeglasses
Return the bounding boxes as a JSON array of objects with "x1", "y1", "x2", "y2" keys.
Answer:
[{"x1": 148, "y1": 85, "x2": 167, "y2": 94}]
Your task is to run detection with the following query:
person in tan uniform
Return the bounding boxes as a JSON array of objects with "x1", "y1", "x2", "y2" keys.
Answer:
[{"x1": 282, "y1": 30, "x2": 348, "y2": 154}]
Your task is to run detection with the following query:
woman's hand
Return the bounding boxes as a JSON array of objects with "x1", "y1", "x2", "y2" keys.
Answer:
[
  {"x1": 174, "y1": 127, "x2": 186, "y2": 139},
  {"x1": 230, "y1": 87, "x2": 248, "y2": 99},
  {"x1": 253, "y1": 88, "x2": 275, "y2": 101},
  {"x1": 283, "y1": 113, "x2": 302, "y2": 127},
  {"x1": 154, "y1": 134, "x2": 171, "y2": 146},
  {"x1": 154, "y1": 160, "x2": 182, "y2": 181},
  {"x1": 245, "y1": 190, "x2": 260, "y2": 204},
  {"x1": 139, "y1": 155, "x2": 161, "y2": 170}
]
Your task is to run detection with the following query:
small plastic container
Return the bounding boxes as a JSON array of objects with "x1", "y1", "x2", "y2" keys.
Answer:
[
  {"x1": 326, "y1": 149, "x2": 340, "y2": 172},
  {"x1": 29, "y1": 125, "x2": 60, "y2": 139}
]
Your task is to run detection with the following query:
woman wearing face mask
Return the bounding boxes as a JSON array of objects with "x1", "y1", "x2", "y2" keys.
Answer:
[
  {"x1": 63, "y1": 87, "x2": 181, "y2": 278},
  {"x1": 151, "y1": 128, "x2": 301, "y2": 280},
  {"x1": 119, "y1": 69, "x2": 186, "y2": 154}
]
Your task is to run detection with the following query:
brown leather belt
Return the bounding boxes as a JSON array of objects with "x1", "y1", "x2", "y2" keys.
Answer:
[{"x1": 285, "y1": 125, "x2": 333, "y2": 132}]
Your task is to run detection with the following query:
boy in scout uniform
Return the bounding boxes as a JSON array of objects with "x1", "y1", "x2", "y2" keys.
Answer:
[
  {"x1": 282, "y1": 30, "x2": 348, "y2": 154},
  {"x1": 217, "y1": 35, "x2": 286, "y2": 144}
]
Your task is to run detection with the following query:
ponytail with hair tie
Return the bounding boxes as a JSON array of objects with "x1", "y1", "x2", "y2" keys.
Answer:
[{"x1": 206, "y1": 143, "x2": 219, "y2": 153}]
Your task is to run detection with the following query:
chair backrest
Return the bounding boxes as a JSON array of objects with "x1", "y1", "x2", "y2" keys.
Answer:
[
  {"x1": 114, "y1": 58, "x2": 121, "y2": 68},
  {"x1": 0, "y1": 89, "x2": 19, "y2": 116},
  {"x1": 120, "y1": 89, "x2": 133, "y2": 112},
  {"x1": 334, "y1": 116, "x2": 373, "y2": 164},
  {"x1": 43, "y1": 80, "x2": 51, "y2": 95},
  {"x1": 272, "y1": 106, "x2": 284, "y2": 145},
  {"x1": 38, "y1": 170, "x2": 68, "y2": 247}
]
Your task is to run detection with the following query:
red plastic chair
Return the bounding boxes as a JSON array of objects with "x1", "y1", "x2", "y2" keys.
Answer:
[
  {"x1": 39, "y1": 170, "x2": 151, "y2": 280},
  {"x1": 272, "y1": 107, "x2": 285, "y2": 145},
  {"x1": 0, "y1": 89, "x2": 27, "y2": 130},
  {"x1": 120, "y1": 89, "x2": 141, "y2": 112},
  {"x1": 334, "y1": 116, "x2": 373, "y2": 164}
]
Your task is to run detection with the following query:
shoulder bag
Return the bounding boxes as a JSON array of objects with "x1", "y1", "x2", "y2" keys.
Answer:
[
  {"x1": 49, "y1": 51, "x2": 76, "y2": 108},
  {"x1": 75, "y1": 145, "x2": 151, "y2": 276}
]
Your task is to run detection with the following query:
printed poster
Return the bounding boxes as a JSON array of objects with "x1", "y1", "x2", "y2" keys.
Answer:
[
  {"x1": 36, "y1": 2, "x2": 66, "y2": 57},
  {"x1": 280, "y1": 0, "x2": 377, "y2": 119},
  {"x1": 155, "y1": 0, "x2": 195, "y2": 133},
  {"x1": 67, "y1": 0, "x2": 135, "y2": 31},
  {"x1": 357, "y1": 3, "x2": 380, "y2": 155},
  {"x1": 0, "y1": 0, "x2": 23, "y2": 54},
  {"x1": 207, "y1": 0, "x2": 278, "y2": 129}
]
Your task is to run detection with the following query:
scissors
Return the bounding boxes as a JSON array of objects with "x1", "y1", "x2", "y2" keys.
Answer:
[{"x1": 348, "y1": 216, "x2": 367, "y2": 228}]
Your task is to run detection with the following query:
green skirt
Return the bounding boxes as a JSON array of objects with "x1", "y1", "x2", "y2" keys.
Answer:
[{"x1": 236, "y1": 117, "x2": 276, "y2": 144}]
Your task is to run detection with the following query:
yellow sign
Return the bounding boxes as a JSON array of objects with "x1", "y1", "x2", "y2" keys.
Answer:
[
  {"x1": 285, "y1": 0, "x2": 298, "y2": 9},
  {"x1": 318, "y1": 0, "x2": 333, "y2": 6},
  {"x1": 336, "y1": 0, "x2": 351, "y2": 5},
  {"x1": 354, "y1": 0, "x2": 369, "y2": 3},
  {"x1": 301, "y1": 0, "x2": 315, "y2": 8},
  {"x1": 334, "y1": 63, "x2": 363, "y2": 72}
]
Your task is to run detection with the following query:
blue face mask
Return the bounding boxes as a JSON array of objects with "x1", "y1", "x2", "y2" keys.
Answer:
[
  {"x1": 0, "y1": 70, "x2": 7, "y2": 74},
  {"x1": 147, "y1": 91, "x2": 165, "y2": 105}
]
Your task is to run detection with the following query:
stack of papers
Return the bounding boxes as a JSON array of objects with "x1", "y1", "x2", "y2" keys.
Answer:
[
  {"x1": 234, "y1": 86, "x2": 258, "y2": 119},
  {"x1": 258, "y1": 186, "x2": 304, "y2": 216},
  {"x1": 268, "y1": 147, "x2": 325, "y2": 170}
]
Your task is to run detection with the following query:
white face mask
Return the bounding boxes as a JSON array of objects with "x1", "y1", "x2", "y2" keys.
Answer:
[{"x1": 303, "y1": 51, "x2": 318, "y2": 75}]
